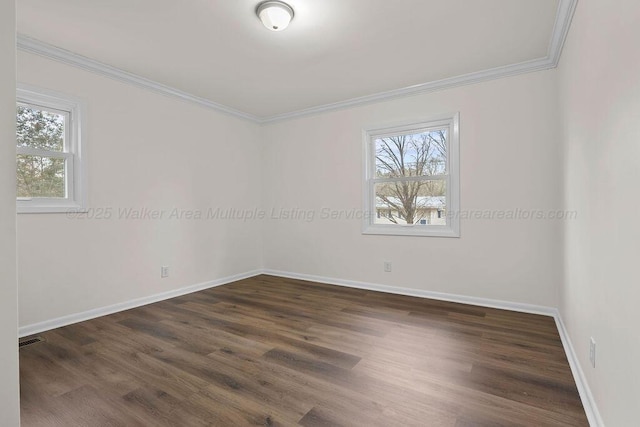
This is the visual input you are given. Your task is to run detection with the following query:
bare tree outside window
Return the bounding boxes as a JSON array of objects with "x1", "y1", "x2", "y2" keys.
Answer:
[
  {"x1": 363, "y1": 114, "x2": 459, "y2": 237},
  {"x1": 374, "y1": 129, "x2": 447, "y2": 225}
]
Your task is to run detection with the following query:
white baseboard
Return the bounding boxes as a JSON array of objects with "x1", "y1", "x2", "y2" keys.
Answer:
[
  {"x1": 553, "y1": 312, "x2": 605, "y2": 427},
  {"x1": 18, "y1": 269, "x2": 262, "y2": 338},
  {"x1": 18, "y1": 267, "x2": 603, "y2": 426},
  {"x1": 262, "y1": 269, "x2": 557, "y2": 316},
  {"x1": 263, "y1": 268, "x2": 604, "y2": 427}
]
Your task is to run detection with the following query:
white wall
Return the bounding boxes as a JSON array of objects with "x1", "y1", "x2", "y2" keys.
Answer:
[
  {"x1": 17, "y1": 52, "x2": 263, "y2": 328},
  {"x1": 559, "y1": 1, "x2": 640, "y2": 425},
  {"x1": 0, "y1": 0, "x2": 20, "y2": 425},
  {"x1": 262, "y1": 70, "x2": 564, "y2": 307},
  {"x1": 15, "y1": 3, "x2": 640, "y2": 423}
]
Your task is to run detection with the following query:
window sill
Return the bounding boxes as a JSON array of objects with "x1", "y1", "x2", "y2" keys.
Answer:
[
  {"x1": 17, "y1": 204, "x2": 87, "y2": 214},
  {"x1": 362, "y1": 224, "x2": 460, "y2": 238}
]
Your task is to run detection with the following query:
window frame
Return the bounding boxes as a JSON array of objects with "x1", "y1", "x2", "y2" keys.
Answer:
[
  {"x1": 362, "y1": 112, "x2": 460, "y2": 237},
  {"x1": 16, "y1": 84, "x2": 86, "y2": 214}
]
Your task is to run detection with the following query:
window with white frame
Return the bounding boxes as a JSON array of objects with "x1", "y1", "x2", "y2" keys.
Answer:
[
  {"x1": 16, "y1": 85, "x2": 85, "y2": 213},
  {"x1": 363, "y1": 113, "x2": 460, "y2": 237}
]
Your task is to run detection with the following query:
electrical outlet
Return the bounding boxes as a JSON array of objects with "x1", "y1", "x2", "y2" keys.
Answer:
[
  {"x1": 161, "y1": 266, "x2": 169, "y2": 278},
  {"x1": 589, "y1": 337, "x2": 596, "y2": 368},
  {"x1": 384, "y1": 261, "x2": 392, "y2": 272}
]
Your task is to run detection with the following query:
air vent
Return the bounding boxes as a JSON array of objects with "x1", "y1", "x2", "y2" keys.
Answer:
[{"x1": 19, "y1": 336, "x2": 44, "y2": 348}]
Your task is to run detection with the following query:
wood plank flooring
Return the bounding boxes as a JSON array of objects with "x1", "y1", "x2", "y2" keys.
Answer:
[{"x1": 19, "y1": 275, "x2": 588, "y2": 426}]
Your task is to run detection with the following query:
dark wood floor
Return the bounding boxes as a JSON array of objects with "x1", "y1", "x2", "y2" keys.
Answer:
[{"x1": 20, "y1": 275, "x2": 588, "y2": 426}]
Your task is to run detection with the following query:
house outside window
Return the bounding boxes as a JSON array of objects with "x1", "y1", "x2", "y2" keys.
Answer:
[{"x1": 362, "y1": 113, "x2": 460, "y2": 237}]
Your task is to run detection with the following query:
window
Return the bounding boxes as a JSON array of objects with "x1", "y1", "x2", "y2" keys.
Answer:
[
  {"x1": 16, "y1": 85, "x2": 85, "y2": 213},
  {"x1": 363, "y1": 113, "x2": 460, "y2": 237}
]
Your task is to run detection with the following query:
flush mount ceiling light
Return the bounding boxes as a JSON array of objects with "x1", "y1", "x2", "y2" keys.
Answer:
[{"x1": 256, "y1": 1, "x2": 294, "y2": 32}]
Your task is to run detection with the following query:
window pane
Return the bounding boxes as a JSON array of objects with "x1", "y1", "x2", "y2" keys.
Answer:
[
  {"x1": 16, "y1": 104, "x2": 65, "y2": 152},
  {"x1": 375, "y1": 129, "x2": 447, "y2": 178},
  {"x1": 17, "y1": 155, "x2": 66, "y2": 198},
  {"x1": 374, "y1": 179, "x2": 446, "y2": 225}
]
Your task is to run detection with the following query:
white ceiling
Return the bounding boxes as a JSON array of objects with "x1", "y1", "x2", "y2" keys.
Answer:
[{"x1": 18, "y1": 0, "x2": 561, "y2": 120}]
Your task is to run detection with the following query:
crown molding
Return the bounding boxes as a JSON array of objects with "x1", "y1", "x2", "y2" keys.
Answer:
[
  {"x1": 548, "y1": 0, "x2": 579, "y2": 66},
  {"x1": 16, "y1": 34, "x2": 261, "y2": 123},
  {"x1": 16, "y1": 0, "x2": 577, "y2": 125},
  {"x1": 259, "y1": 56, "x2": 556, "y2": 123},
  {"x1": 260, "y1": 0, "x2": 578, "y2": 123}
]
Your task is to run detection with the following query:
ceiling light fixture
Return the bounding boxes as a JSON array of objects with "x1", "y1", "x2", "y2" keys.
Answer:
[{"x1": 256, "y1": 1, "x2": 294, "y2": 32}]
